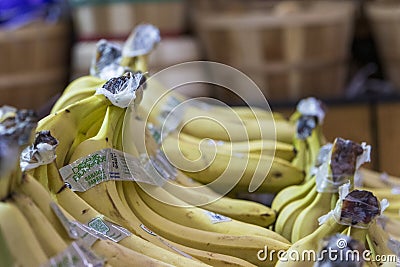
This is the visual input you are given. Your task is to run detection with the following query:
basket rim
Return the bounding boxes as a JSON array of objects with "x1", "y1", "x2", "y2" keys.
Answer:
[{"x1": 195, "y1": 1, "x2": 355, "y2": 28}]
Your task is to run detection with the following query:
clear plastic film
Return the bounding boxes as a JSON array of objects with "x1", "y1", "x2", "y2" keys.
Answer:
[
  {"x1": 95, "y1": 72, "x2": 145, "y2": 108},
  {"x1": 51, "y1": 202, "x2": 131, "y2": 244},
  {"x1": 310, "y1": 143, "x2": 333, "y2": 176},
  {"x1": 20, "y1": 130, "x2": 58, "y2": 171},
  {"x1": 297, "y1": 97, "x2": 326, "y2": 124},
  {"x1": 0, "y1": 105, "x2": 17, "y2": 122},
  {"x1": 139, "y1": 149, "x2": 177, "y2": 183},
  {"x1": 122, "y1": 24, "x2": 161, "y2": 58},
  {"x1": 316, "y1": 139, "x2": 370, "y2": 193},
  {"x1": 157, "y1": 95, "x2": 185, "y2": 136},
  {"x1": 319, "y1": 184, "x2": 381, "y2": 229},
  {"x1": 42, "y1": 240, "x2": 104, "y2": 267},
  {"x1": 0, "y1": 106, "x2": 37, "y2": 146},
  {"x1": 59, "y1": 148, "x2": 165, "y2": 192},
  {"x1": 90, "y1": 39, "x2": 126, "y2": 80}
]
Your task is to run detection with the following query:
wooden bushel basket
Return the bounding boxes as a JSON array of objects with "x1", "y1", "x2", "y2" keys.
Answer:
[
  {"x1": 193, "y1": 0, "x2": 355, "y2": 104},
  {"x1": 0, "y1": 21, "x2": 71, "y2": 110},
  {"x1": 366, "y1": 1, "x2": 400, "y2": 91}
]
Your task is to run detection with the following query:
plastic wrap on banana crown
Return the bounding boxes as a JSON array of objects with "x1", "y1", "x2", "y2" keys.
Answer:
[
  {"x1": 316, "y1": 138, "x2": 371, "y2": 193},
  {"x1": 294, "y1": 97, "x2": 326, "y2": 139},
  {"x1": 0, "y1": 105, "x2": 37, "y2": 146},
  {"x1": 122, "y1": 24, "x2": 160, "y2": 58},
  {"x1": 95, "y1": 71, "x2": 146, "y2": 108},
  {"x1": 20, "y1": 130, "x2": 59, "y2": 171},
  {"x1": 318, "y1": 183, "x2": 387, "y2": 229},
  {"x1": 90, "y1": 24, "x2": 160, "y2": 80},
  {"x1": 90, "y1": 39, "x2": 126, "y2": 80}
]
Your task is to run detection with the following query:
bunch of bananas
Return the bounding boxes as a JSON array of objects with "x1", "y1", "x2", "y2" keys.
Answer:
[
  {"x1": 357, "y1": 165, "x2": 400, "y2": 243},
  {"x1": 276, "y1": 188, "x2": 396, "y2": 267},
  {"x1": 51, "y1": 24, "x2": 313, "y2": 195},
  {"x1": 272, "y1": 137, "x2": 371, "y2": 242},
  {"x1": 0, "y1": 70, "x2": 298, "y2": 267},
  {"x1": 1, "y1": 23, "x2": 399, "y2": 267}
]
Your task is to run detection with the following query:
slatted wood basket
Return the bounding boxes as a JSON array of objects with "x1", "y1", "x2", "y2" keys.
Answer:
[
  {"x1": 366, "y1": 1, "x2": 400, "y2": 90},
  {"x1": 0, "y1": 21, "x2": 71, "y2": 110},
  {"x1": 70, "y1": 0, "x2": 186, "y2": 40},
  {"x1": 192, "y1": 0, "x2": 355, "y2": 104}
]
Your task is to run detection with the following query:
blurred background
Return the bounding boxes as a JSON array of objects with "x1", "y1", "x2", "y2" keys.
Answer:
[{"x1": 1, "y1": 0, "x2": 400, "y2": 175}]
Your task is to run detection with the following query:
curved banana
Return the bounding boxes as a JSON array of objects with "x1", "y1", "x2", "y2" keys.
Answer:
[
  {"x1": 11, "y1": 192, "x2": 69, "y2": 257},
  {"x1": 180, "y1": 115, "x2": 294, "y2": 143},
  {"x1": 51, "y1": 76, "x2": 106, "y2": 113},
  {"x1": 36, "y1": 94, "x2": 110, "y2": 167},
  {"x1": 291, "y1": 191, "x2": 335, "y2": 242},
  {"x1": 58, "y1": 105, "x2": 211, "y2": 266},
  {"x1": 359, "y1": 168, "x2": 400, "y2": 188},
  {"x1": 0, "y1": 201, "x2": 48, "y2": 267},
  {"x1": 123, "y1": 109, "x2": 279, "y2": 226},
  {"x1": 91, "y1": 239, "x2": 174, "y2": 267},
  {"x1": 136, "y1": 183, "x2": 290, "y2": 244},
  {"x1": 123, "y1": 181, "x2": 290, "y2": 266},
  {"x1": 271, "y1": 176, "x2": 315, "y2": 213},
  {"x1": 164, "y1": 176, "x2": 277, "y2": 227},
  {"x1": 275, "y1": 216, "x2": 347, "y2": 267},
  {"x1": 0, "y1": 227, "x2": 14, "y2": 267},
  {"x1": 162, "y1": 135, "x2": 304, "y2": 193},
  {"x1": 367, "y1": 221, "x2": 398, "y2": 266},
  {"x1": 114, "y1": 180, "x2": 256, "y2": 267},
  {"x1": 139, "y1": 77, "x2": 285, "y2": 124},
  {"x1": 274, "y1": 184, "x2": 317, "y2": 241},
  {"x1": 169, "y1": 131, "x2": 296, "y2": 162}
]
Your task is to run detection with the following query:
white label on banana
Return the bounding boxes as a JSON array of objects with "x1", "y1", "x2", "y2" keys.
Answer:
[
  {"x1": 88, "y1": 217, "x2": 131, "y2": 243},
  {"x1": 59, "y1": 148, "x2": 163, "y2": 192},
  {"x1": 43, "y1": 240, "x2": 104, "y2": 267},
  {"x1": 203, "y1": 211, "x2": 232, "y2": 224}
]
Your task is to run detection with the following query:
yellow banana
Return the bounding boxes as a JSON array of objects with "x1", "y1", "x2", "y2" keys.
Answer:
[
  {"x1": 136, "y1": 183, "x2": 290, "y2": 244},
  {"x1": 180, "y1": 115, "x2": 294, "y2": 143},
  {"x1": 139, "y1": 76, "x2": 284, "y2": 124},
  {"x1": 0, "y1": 201, "x2": 48, "y2": 267},
  {"x1": 0, "y1": 228, "x2": 14, "y2": 267},
  {"x1": 51, "y1": 76, "x2": 106, "y2": 113},
  {"x1": 123, "y1": 108, "x2": 279, "y2": 226},
  {"x1": 276, "y1": 216, "x2": 348, "y2": 267},
  {"x1": 17, "y1": 173, "x2": 72, "y2": 241},
  {"x1": 291, "y1": 192, "x2": 336, "y2": 242},
  {"x1": 10, "y1": 192, "x2": 69, "y2": 257},
  {"x1": 92, "y1": 239, "x2": 175, "y2": 267},
  {"x1": 162, "y1": 135, "x2": 304, "y2": 193},
  {"x1": 123, "y1": 181, "x2": 290, "y2": 266},
  {"x1": 36, "y1": 94, "x2": 110, "y2": 167},
  {"x1": 164, "y1": 176, "x2": 277, "y2": 227},
  {"x1": 58, "y1": 105, "x2": 210, "y2": 266},
  {"x1": 359, "y1": 168, "x2": 400, "y2": 188},
  {"x1": 367, "y1": 221, "x2": 398, "y2": 266},
  {"x1": 271, "y1": 176, "x2": 315, "y2": 213},
  {"x1": 168, "y1": 131, "x2": 296, "y2": 162},
  {"x1": 114, "y1": 180, "x2": 257, "y2": 267},
  {"x1": 274, "y1": 184, "x2": 317, "y2": 241}
]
